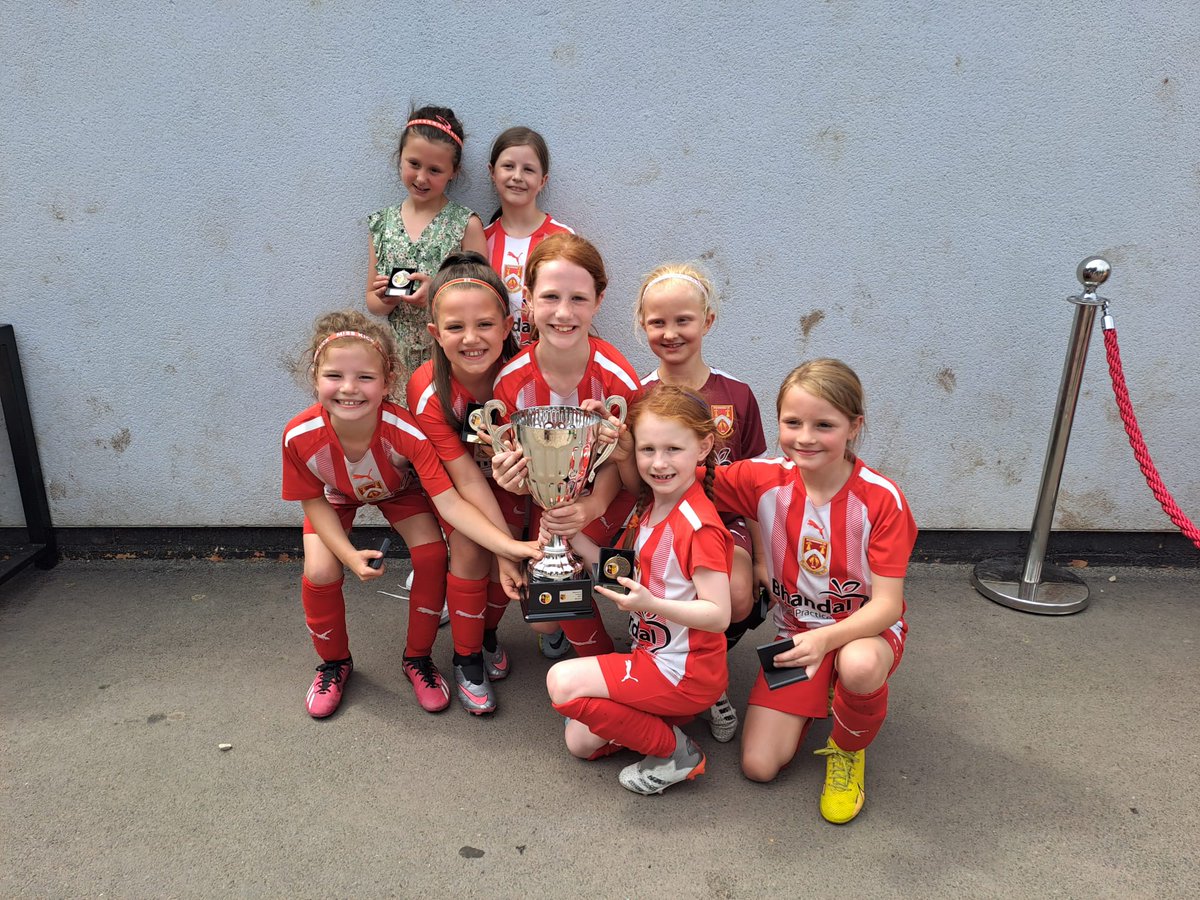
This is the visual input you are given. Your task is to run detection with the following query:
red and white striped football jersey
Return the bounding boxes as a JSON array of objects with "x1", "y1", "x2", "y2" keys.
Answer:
[
  {"x1": 406, "y1": 361, "x2": 493, "y2": 474},
  {"x1": 712, "y1": 457, "x2": 917, "y2": 636},
  {"x1": 492, "y1": 336, "x2": 640, "y2": 415},
  {"x1": 282, "y1": 400, "x2": 453, "y2": 506},
  {"x1": 627, "y1": 479, "x2": 734, "y2": 686},
  {"x1": 484, "y1": 213, "x2": 574, "y2": 343}
]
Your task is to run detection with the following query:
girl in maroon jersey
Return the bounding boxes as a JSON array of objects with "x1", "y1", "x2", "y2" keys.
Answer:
[{"x1": 546, "y1": 385, "x2": 733, "y2": 795}]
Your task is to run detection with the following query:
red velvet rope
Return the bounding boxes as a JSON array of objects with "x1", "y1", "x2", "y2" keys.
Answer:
[{"x1": 1103, "y1": 327, "x2": 1200, "y2": 548}]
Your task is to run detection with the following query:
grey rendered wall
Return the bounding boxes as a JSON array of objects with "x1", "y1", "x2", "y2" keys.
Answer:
[{"x1": 1, "y1": 1, "x2": 1197, "y2": 530}]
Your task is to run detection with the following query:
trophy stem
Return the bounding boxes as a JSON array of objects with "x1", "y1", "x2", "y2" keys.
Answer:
[{"x1": 530, "y1": 535, "x2": 586, "y2": 581}]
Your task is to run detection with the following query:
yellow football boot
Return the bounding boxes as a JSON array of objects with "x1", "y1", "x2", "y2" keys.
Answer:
[{"x1": 814, "y1": 737, "x2": 866, "y2": 824}]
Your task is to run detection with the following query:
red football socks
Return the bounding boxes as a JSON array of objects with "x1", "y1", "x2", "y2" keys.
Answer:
[
  {"x1": 553, "y1": 696, "x2": 676, "y2": 758},
  {"x1": 830, "y1": 682, "x2": 888, "y2": 752},
  {"x1": 403, "y1": 539, "x2": 448, "y2": 659},
  {"x1": 446, "y1": 573, "x2": 487, "y2": 656},
  {"x1": 560, "y1": 605, "x2": 615, "y2": 657},
  {"x1": 484, "y1": 581, "x2": 510, "y2": 631},
  {"x1": 301, "y1": 575, "x2": 350, "y2": 661}
]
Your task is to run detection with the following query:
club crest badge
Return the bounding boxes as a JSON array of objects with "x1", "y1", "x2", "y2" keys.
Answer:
[
  {"x1": 352, "y1": 469, "x2": 387, "y2": 502},
  {"x1": 711, "y1": 404, "x2": 734, "y2": 437},
  {"x1": 502, "y1": 263, "x2": 523, "y2": 295},
  {"x1": 802, "y1": 536, "x2": 830, "y2": 575}
]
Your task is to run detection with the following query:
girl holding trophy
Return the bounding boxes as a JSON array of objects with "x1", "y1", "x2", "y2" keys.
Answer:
[
  {"x1": 489, "y1": 233, "x2": 641, "y2": 659},
  {"x1": 282, "y1": 310, "x2": 540, "y2": 720},
  {"x1": 406, "y1": 252, "x2": 527, "y2": 715},
  {"x1": 544, "y1": 384, "x2": 733, "y2": 795}
]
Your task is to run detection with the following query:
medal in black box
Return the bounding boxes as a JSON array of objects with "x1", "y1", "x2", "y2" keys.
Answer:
[
  {"x1": 756, "y1": 637, "x2": 810, "y2": 690},
  {"x1": 595, "y1": 546, "x2": 638, "y2": 596},
  {"x1": 385, "y1": 266, "x2": 418, "y2": 298}
]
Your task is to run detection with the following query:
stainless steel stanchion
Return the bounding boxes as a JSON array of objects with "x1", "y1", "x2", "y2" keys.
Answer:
[{"x1": 971, "y1": 256, "x2": 1111, "y2": 614}]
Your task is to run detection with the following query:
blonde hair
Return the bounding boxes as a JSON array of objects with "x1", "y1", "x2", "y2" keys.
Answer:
[
  {"x1": 634, "y1": 262, "x2": 719, "y2": 340},
  {"x1": 302, "y1": 309, "x2": 403, "y2": 401},
  {"x1": 777, "y1": 358, "x2": 866, "y2": 458}
]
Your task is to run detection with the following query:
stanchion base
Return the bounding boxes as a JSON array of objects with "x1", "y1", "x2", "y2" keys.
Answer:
[{"x1": 971, "y1": 556, "x2": 1090, "y2": 615}]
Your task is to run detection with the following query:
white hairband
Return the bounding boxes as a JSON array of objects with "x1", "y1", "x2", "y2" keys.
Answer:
[{"x1": 644, "y1": 273, "x2": 709, "y2": 298}]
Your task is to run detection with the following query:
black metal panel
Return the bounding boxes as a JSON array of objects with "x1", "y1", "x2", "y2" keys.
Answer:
[{"x1": 0, "y1": 324, "x2": 56, "y2": 582}]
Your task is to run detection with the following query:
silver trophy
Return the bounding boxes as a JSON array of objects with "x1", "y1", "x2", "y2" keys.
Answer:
[{"x1": 482, "y1": 398, "x2": 628, "y2": 621}]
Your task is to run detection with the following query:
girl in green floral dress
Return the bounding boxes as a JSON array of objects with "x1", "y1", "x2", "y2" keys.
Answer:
[{"x1": 366, "y1": 106, "x2": 488, "y2": 385}]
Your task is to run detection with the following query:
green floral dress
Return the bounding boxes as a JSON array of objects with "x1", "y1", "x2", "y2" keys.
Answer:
[{"x1": 367, "y1": 199, "x2": 477, "y2": 382}]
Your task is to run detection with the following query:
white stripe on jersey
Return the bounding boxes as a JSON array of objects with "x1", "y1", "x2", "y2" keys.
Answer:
[
  {"x1": 593, "y1": 351, "x2": 638, "y2": 391},
  {"x1": 858, "y1": 465, "x2": 905, "y2": 511},
  {"x1": 709, "y1": 367, "x2": 750, "y2": 385},
  {"x1": 284, "y1": 416, "x2": 324, "y2": 447},
  {"x1": 413, "y1": 382, "x2": 437, "y2": 416},
  {"x1": 496, "y1": 354, "x2": 532, "y2": 382},
  {"x1": 679, "y1": 500, "x2": 702, "y2": 531},
  {"x1": 749, "y1": 456, "x2": 792, "y2": 469},
  {"x1": 641, "y1": 367, "x2": 748, "y2": 387},
  {"x1": 381, "y1": 410, "x2": 427, "y2": 441}
]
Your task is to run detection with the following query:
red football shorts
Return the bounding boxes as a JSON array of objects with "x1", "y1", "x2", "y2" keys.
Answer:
[
  {"x1": 598, "y1": 648, "x2": 726, "y2": 719},
  {"x1": 747, "y1": 619, "x2": 907, "y2": 719},
  {"x1": 302, "y1": 490, "x2": 435, "y2": 535}
]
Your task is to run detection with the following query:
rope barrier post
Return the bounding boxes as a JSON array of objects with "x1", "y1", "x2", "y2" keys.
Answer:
[{"x1": 971, "y1": 256, "x2": 1111, "y2": 615}]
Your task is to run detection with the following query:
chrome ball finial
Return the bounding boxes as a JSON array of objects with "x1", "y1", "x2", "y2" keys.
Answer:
[{"x1": 1076, "y1": 256, "x2": 1111, "y2": 291}]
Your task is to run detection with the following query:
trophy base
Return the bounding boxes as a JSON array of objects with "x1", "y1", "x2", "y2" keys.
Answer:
[{"x1": 520, "y1": 575, "x2": 596, "y2": 622}]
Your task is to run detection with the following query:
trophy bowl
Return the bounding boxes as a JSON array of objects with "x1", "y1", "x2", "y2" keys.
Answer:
[{"x1": 482, "y1": 399, "x2": 627, "y2": 619}]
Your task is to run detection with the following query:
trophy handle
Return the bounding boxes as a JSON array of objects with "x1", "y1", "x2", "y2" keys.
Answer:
[
  {"x1": 588, "y1": 395, "x2": 629, "y2": 478},
  {"x1": 481, "y1": 399, "x2": 511, "y2": 449},
  {"x1": 602, "y1": 395, "x2": 628, "y2": 426}
]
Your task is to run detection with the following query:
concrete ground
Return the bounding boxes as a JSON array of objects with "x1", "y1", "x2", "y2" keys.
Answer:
[{"x1": 2, "y1": 560, "x2": 1197, "y2": 899}]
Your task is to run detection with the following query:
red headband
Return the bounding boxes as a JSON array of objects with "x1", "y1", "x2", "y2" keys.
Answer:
[
  {"x1": 431, "y1": 277, "x2": 506, "y2": 309},
  {"x1": 405, "y1": 116, "x2": 463, "y2": 147},
  {"x1": 314, "y1": 331, "x2": 390, "y2": 373}
]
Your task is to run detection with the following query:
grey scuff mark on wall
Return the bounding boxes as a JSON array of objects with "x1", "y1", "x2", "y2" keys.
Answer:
[
  {"x1": 1056, "y1": 488, "x2": 1119, "y2": 530},
  {"x1": 814, "y1": 126, "x2": 846, "y2": 162},
  {"x1": 626, "y1": 159, "x2": 662, "y2": 187},
  {"x1": 95, "y1": 427, "x2": 132, "y2": 453},
  {"x1": 203, "y1": 223, "x2": 231, "y2": 253},
  {"x1": 799, "y1": 310, "x2": 826, "y2": 342},
  {"x1": 935, "y1": 368, "x2": 957, "y2": 393}
]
